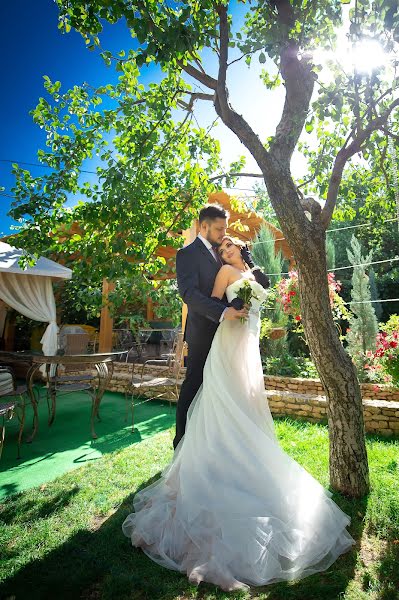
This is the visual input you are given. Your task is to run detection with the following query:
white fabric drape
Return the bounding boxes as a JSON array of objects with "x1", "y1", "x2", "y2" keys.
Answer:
[{"x1": 0, "y1": 272, "x2": 58, "y2": 355}]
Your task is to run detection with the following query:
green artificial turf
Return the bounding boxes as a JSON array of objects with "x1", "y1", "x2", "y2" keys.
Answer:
[{"x1": 0, "y1": 389, "x2": 175, "y2": 499}]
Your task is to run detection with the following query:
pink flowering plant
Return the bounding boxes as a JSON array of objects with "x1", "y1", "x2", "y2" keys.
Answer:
[
  {"x1": 364, "y1": 326, "x2": 399, "y2": 387},
  {"x1": 276, "y1": 271, "x2": 348, "y2": 332}
]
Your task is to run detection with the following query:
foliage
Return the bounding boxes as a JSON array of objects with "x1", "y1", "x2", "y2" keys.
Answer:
[
  {"x1": 259, "y1": 316, "x2": 289, "y2": 362},
  {"x1": 376, "y1": 268, "x2": 399, "y2": 321},
  {"x1": 54, "y1": 278, "x2": 103, "y2": 323},
  {"x1": 346, "y1": 235, "x2": 379, "y2": 379},
  {"x1": 13, "y1": 314, "x2": 43, "y2": 352},
  {"x1": 262, "y1": 353, "x2": 319, "y2": 379},
  {"x1": 9, "y1": 69, "x2": 222, "y2": 287},
  {"x1": 147, "y1": 279, "x2": 182, "y2": 327},
  {"x1": 381, "y1": 314, "x2": 399, "y2": 335},
  {"x1": 9, "y1": 0, "x2": 398, "y2": 284},
  {"x1": 252, "y1": 223, "x2": 287, "y2": 328},
  {"x1": 365, "y1": 315, "x2": 399, "y2": 386},
  {"x1": 276, "y1": 270, "x2": 348, "y2": 333},
  {"x1": 260, "y1": 316, "x2": 273, "y2": 340},
  {"x1": 55, "y1": 272, "x2": 182, "y2": 330},
  {"x1": 365, "y1": 329, "x2": 399, "y2": 387}
]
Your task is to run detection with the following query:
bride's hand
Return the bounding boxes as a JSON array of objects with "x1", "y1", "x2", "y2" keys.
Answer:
[{"x1": 224, "y1": 306, "x2": 249, "y2": 321}]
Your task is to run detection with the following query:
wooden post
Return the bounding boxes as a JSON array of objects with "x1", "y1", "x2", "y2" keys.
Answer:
[
  {"x1": 146, "y1": 297, "x2": 154, "y2": 321},
  {"x1": 99, "y1": 278, "x2": 115, "y2": 353}
]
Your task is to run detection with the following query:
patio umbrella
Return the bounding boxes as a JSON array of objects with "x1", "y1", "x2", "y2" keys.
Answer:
[{"x1": 0, "y1": 242, "x2": 72, "y2": 355}]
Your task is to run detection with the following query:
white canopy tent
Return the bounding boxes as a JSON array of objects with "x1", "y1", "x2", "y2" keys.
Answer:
[{"x1": 0, "y1": 242, "x2": 72, "y2": 355}]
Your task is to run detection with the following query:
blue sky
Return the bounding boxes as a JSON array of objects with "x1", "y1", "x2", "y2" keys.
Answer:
[
  {"x1": 0, "y1": 0, "x2": 290, "y2": 237},
  {"x1": 0, "y1": 0, "x2": 142, "y2": 235}
]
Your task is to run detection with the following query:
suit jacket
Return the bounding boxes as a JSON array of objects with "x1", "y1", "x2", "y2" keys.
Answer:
[{"x1": 176, "y1": 237, "x2": 226, "y2": 348}]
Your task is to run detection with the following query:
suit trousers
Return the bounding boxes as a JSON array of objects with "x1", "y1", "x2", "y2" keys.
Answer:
[{"x1": 173, "y1": 339, "x2": 211, "y2": 449}]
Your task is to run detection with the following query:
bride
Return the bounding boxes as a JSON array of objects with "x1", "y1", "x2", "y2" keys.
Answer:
[{"x1": 122, "y1": 235, "x2": 354, "y2": 591}]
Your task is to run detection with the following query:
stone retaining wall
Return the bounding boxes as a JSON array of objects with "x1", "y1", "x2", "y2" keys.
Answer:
[
  {"x1": 264, "y1": 375, "x2": 399, "y2": 402},
  {"x1": 266, "y1": 390, "x2": 399, "y2": 437},
  {"x1": 108, "y1": 362, "x2": 399, "y2": 436}
]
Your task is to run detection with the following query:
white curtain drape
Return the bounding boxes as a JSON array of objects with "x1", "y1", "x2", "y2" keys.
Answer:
[{"x1": 0, "y1": 272, "x2": 58, "y2": 355}]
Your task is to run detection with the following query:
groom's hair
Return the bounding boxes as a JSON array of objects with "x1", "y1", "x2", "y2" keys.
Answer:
[{"x1": 199, "y1": 204, "x2": 229, "y2": 224}]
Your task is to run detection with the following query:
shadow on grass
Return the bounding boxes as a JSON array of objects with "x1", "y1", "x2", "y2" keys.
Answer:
[
  {"x1": 0, "y1": 473, "x2": 369, "y2": 600},
  {"x1": 0, "y1": 474, "x2": 190, "y2": 600},
  {"x1": 0, "y1": 485, "x2": 80, "y2": 526},
  {"x1": 375, "y1": 539, "x2": 399, "y2": 600}
]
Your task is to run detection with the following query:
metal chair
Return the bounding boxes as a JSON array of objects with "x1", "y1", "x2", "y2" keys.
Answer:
[
  {"x1": 112, "y1": 329, "x2": 143, "y2": 363},
  {"x1": 0, "y1": 366, "x2": 27, "y2": 459},
  {"x1": 125, "y1": 332, "x2": 185, "y2": 432},
  {"x1": 42, "y1": 332, "x2": 97, "y2": 430},
  {"x1": 64, "y1": 332, "x2": 90, "y2": 356}
]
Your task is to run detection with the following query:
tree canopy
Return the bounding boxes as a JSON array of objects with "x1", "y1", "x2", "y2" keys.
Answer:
[{"x1": 10, "y1": 1, "x2": 399, "y2": 268}]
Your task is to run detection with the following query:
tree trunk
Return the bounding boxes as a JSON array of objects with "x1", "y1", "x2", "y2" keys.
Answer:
[
  {"x1": 263, "y1": 169, "x2": 370, "y2": 497},
  {"x1": 299, "y1": 244, "x2": 370, "y2": 497}
]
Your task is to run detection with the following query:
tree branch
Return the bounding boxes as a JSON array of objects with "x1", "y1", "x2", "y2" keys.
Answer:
[
  {"x1": 179, "y1": 61, "x2": 218, "y2": 90},
  {"x1": 164, "y1": 193, "x2": 193, "y2": 236},
  {"x1": 381, "y1": 125, "x2": 399, "y2": 141},
  {"x1": 269, "y1": 1, "x2": 315, "y2": 165},
  {"x1": 209, "y1": 172, "x2": 263, "y2": 182},
  {"x1": 211, "y1": 5, "x2": 270, "y2": 171},
  {"x1": 177, "y1": 92, "x2": 214, "y2": 112},
  {"x1": 321, "y1": 97, "x2": 399, "y2": 228},
  {"x1": 227, "y1": 48, "x2": 261, "y2": 67}
]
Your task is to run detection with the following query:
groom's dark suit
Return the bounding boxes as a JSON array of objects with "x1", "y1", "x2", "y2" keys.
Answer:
[{"x1": 174, "y1": 236, "x2": 226, "y2": 448}]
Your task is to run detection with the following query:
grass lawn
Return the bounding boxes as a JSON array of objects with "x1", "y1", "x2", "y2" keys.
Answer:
[{"x1": 0, "y1": 418, "x2": 398, "y2": 600}]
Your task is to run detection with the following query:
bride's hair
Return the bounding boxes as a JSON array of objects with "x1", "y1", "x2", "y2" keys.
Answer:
[{"x1": 220, "y1": 235, "x2": 246, "y2": 249}]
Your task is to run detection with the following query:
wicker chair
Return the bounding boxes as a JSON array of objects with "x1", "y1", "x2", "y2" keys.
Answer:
[
  {"x1": 0, "y1": 366, "x2": 27, "y2": 459},
  {"x1": 125, "y1": 332, "x2": 185, "y2": 432}
]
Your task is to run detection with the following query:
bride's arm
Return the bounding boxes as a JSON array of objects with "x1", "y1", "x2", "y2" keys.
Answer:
[{"x1": 211, "y1": 265, "x2": 233, "y2": 300}]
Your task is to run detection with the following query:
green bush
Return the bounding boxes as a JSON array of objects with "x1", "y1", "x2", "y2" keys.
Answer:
[{"x1": 263, "y1": 354, "x2": 319, "y2": 378}]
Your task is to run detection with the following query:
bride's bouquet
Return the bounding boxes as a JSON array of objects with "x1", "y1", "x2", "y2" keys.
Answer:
[{"x1": 235, "y1": 279, "x2": 259, "y2": 323}]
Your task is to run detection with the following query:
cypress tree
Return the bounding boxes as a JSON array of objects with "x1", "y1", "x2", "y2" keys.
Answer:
[{"x1": 346, "y1": 235, "x2": 379, "y2": 378}]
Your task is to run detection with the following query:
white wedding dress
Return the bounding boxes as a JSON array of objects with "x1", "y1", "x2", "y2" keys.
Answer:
[{"x1": 122, "y1": 276, "x2": 354, "y2": 590}]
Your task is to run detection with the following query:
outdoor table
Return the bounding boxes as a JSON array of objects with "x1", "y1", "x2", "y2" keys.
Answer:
[
  {"x1": 26, "y1": 351, "x2": 125, "y2": 441},
  {"x1": 0, "y1": 350, "x2": 34, "y2": 361}
]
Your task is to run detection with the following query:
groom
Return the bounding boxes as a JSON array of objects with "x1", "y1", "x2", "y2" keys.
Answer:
[{"x1": 173, "y1": 204, "x2": 248, "y2": 449}]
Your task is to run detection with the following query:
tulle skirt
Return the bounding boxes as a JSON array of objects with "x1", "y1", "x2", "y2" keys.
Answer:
[{"x1": 122, "y1": 316, "x2": 354, "y2": 590}]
